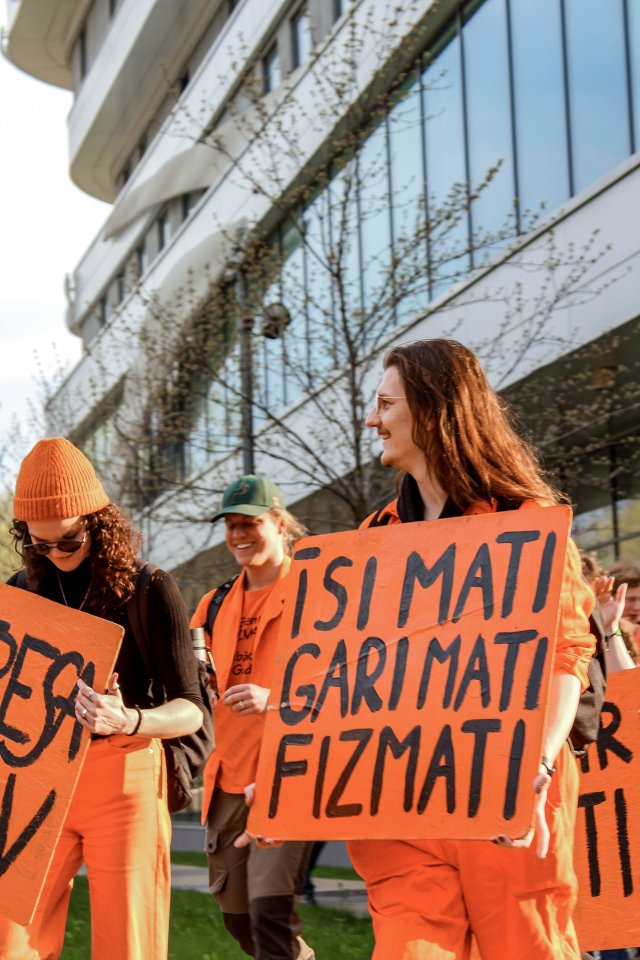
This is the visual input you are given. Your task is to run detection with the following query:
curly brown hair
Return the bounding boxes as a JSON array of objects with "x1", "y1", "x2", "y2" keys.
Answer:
[
  {"x1": 11, "y1": 504, "x2": 142, "y2": 617},
  {"x1": 385, "y1": 339, "x2": 565, "y2": 509}
]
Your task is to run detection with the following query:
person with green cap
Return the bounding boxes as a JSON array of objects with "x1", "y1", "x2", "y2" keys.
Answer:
[{"x1": 190, "y1": 475, "x2": 315, "y2": 960}]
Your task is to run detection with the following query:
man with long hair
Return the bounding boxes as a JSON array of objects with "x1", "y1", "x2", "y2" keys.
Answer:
[
  {"x1": 190, "y1": 475, "x2": 314, "y2": 960},
  {"x1": 347, "y1": 339, "x2": 595, "y2": 960}
]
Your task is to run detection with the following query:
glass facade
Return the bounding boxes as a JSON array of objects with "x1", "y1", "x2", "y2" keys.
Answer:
[
  {"x1": 247, "y1": 0, "x2": 638, "y2": 396},
  {"x1": 171, "y1": 0, "x2": 640, "y2": 551},
  {"x1": 568, "y1": 432, "x2": 640, "y2": 569}
]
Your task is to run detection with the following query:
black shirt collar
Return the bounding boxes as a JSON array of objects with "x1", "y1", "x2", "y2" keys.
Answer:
[{"x1": 396, "y1": 473, "x2": 464, "y2": 523}]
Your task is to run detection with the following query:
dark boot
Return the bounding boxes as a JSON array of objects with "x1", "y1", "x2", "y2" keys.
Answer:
[
  {"x1": 250, "y1": 895, "x2": 299, "y2": 960},
  {"x1": 223, "y1": 911, "x2": 255, "y2": 957}
]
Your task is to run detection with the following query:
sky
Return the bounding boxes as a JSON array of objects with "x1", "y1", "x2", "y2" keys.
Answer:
[{"x1": 0, "y1": 45, "x2": 108, "y2": 483}]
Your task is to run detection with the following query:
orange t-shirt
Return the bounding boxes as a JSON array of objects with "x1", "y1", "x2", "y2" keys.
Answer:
[{"x1": 217, "y1": 582, "x2": 275, "y2": 793}]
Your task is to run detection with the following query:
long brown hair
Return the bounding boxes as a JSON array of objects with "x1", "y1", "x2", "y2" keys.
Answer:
[
  {"x1": 385, "y1": 339, "x2": 564, "y2": 508},
  {"x1": 11, "y1": 504, "x2": 142, "y2": 617},
  {"x1": 269, "y1": 507, "x2": 307, "y2": 554}
]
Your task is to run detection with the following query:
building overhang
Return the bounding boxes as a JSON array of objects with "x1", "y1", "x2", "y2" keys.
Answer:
[
  {"x1": 3, "y1": 0, "x2": 88, "y2": 89},
  {"x1": 68, "y1": 0, "x2": 226, "y2": 202}
]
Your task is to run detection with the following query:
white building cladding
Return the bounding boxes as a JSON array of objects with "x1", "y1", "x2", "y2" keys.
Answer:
[{"x1": 4, "y1": 0, "x2": 640, "y2": 592}]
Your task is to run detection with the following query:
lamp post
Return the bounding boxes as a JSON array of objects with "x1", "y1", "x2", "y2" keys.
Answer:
[{"x1": 236, "y1": 267, "x2": 255, "y2": 475}]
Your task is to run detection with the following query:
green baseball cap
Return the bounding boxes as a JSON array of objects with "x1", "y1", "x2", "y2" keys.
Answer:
[{"x1": 211, "y1": 474, "x2": 285, "y2": 522}]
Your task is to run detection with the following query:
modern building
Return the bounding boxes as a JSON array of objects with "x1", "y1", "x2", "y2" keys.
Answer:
[{"x1": 3, "y1": 0, "x2": 640, "y2": 605}]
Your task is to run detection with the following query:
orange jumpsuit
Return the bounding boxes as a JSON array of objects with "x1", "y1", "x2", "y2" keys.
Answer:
[
  {"x1": 0, "y1": 735, "x2": 171, "y2": 960},
  {"x1": 348, "y1": 497, "x2": 595, "y2": 960}
]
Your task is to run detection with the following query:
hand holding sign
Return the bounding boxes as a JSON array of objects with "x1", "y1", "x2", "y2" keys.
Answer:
[
  {"x1": 75, "y1": 674, "x2": 133, "y2": 734},
  {"x1": 249, "y1": 506, "x2": 571, "y2": 843},
  {"x1": 233, "y1": 784, "x2": 283, "y2": 849},
  {"x1": 491, "y1": 767, "x2": 552, "y2": 857}
]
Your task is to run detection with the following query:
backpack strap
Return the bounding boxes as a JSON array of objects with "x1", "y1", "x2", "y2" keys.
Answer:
[
  {"x1": 205, "y1": 574, "x2": 240, "y2": 639},
  {"x1": 126, "y1": 562, "x2": 159, "y2": 703}
]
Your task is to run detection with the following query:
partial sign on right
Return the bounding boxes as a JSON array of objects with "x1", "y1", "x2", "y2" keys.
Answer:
[{"x1": 573, "y1": 668, "x2": 640, "y2": 952}]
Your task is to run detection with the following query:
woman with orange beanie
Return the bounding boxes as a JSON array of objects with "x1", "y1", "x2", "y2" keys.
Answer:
[{"x1": 0, "y1": 437, "x2": 205, "y2": 960}]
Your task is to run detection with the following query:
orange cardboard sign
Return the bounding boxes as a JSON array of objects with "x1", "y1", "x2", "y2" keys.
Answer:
[
  {"x1": 0, "y1": 584, "x2": 124, "y2": 925},
  {"x1": 573, "y1": 668, "x2": 640, "y2": 951},
  {"x1": 249, "y1": 506, "x2": 571, "y2": 841}
]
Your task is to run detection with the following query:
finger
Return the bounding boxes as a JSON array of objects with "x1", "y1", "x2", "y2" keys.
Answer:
[
  {"x1": 76, "y1": 677, "x2": 99, "y2": 706},
  {"x1": 244, "y1": 783, "x2": 256, "y2": 807},
  {"x1": 535, "y1": 811, "x2": 550, "y2": 858},
  {"x1": 75, "y1": 702, "x2": 91, "y2": 723},
  {"x1": 533, "y1": 780, "x2": 550, "y2": 858},
  {"x1": 233, "y1": 831, "x2": 253, "y2": 849},
  {"x1": 107, "y1": 672, "x2": 120, "y2": 694},
  {"x1": 616, "y1": 582, "x2": 628, "y2": 604}
]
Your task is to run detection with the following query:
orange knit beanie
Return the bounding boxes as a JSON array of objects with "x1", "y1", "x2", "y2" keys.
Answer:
[{"x1": 13, "y1": 437, "x2": 110, "y2": 521}]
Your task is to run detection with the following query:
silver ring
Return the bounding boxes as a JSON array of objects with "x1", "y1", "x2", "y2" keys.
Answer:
[
  {"x1": 82, "y1": 707, "x2": 88, "y2": 719},
  {"x1": 239, "y1": 700, "x2": 244, "y2": 710}
]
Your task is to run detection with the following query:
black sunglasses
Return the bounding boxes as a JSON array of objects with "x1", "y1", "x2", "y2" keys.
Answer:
[{"x1": 23, "y1": 529, "x2": 88, "y2": 556}]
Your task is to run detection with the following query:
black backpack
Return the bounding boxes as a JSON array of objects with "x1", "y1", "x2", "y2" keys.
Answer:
[
  {"x1": 567, "y1": 605, "x2": 606, "y2": 757},
  {"x1": 126, "y1": 563, "x2": 215, "y2": 813},
  {"x1": 366, "y1": 504, "x2": 605, "y2": 757}
]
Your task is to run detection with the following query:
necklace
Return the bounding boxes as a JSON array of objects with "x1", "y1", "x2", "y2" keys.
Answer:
[{"x1": 56, "y1": 570, "x2": 91, "y2": 611}]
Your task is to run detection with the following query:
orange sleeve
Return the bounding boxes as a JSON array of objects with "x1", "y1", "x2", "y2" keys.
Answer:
[{"x1": 554, "y1": 538, "x2": 596, "y2": 691}]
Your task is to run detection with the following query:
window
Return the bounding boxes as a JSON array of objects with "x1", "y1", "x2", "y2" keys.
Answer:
[
  {"x1": 333, "y1": 0, "x2": 345, "y2": 21},
  {"x1": 422, "y1": 26, "x2": 469, "y2": 293},
  {"x1": 78, "y1": 29, "x2": 87, "y2": 80},
  {"x1": 182, "y1": 193, "x2": 193, "y2": 222},
  {"x1": 157, "y1": 211, "x2": 168, "y2": 252},
  {"x1": 387, "y1": 74, "x2": 427, "y2": 319},
  {"x1": 462, "y1": 0, "x2": 515, "y2": 259},
  {"x1": 509, "y1": 0, "x2": 569, "y2": 227},
  {"x1": 291, "y1": 6, "x2": 312, "y2": 69},
  {"x1": 358, "y1": 120, "x2": 391, "y2": 318},
  {"x1": 136, "y1": 244, "x2": 147, "y2": 278},
  {"x1": 263, "y1": 43, "x2": 281, "y2": 94},
  {"x1": 564, "y1": 0, "x2": 631, "y2": 193}
]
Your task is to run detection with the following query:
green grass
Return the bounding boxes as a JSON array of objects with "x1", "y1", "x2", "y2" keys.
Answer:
[
  {"x1": 170, "y1": 850, "x2": 361, "y2": 882},
  {"x1": 60, "y1": 877, "x2": 373, "y2": 959},
  {"x1": 171, "y1": 850, "x2": 208, "y2": 868},
  {"x1": 310, "y1": 864, "x2": 361, "y2": 882}
]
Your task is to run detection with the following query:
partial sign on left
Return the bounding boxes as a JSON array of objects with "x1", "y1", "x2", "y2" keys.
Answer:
[{"x1": 0, "y1": 583, "x2": 124, "y2": 925}]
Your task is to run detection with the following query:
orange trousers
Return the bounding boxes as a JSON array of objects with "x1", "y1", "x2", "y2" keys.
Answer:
[
  {"x1": 349, "y1": 744, "x2": 580, "y2": 960},
  {"x1": 0, "y1": 735, "x2": 171, "y2": 960}
]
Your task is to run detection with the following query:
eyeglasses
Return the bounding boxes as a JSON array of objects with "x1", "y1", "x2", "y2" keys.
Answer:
[
  {"x1": 23, "y1": 529, "x2": 87, "y2": 556},
  {"x1": 375, "y1": 394, "x2": 406, "y2": 413}
]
